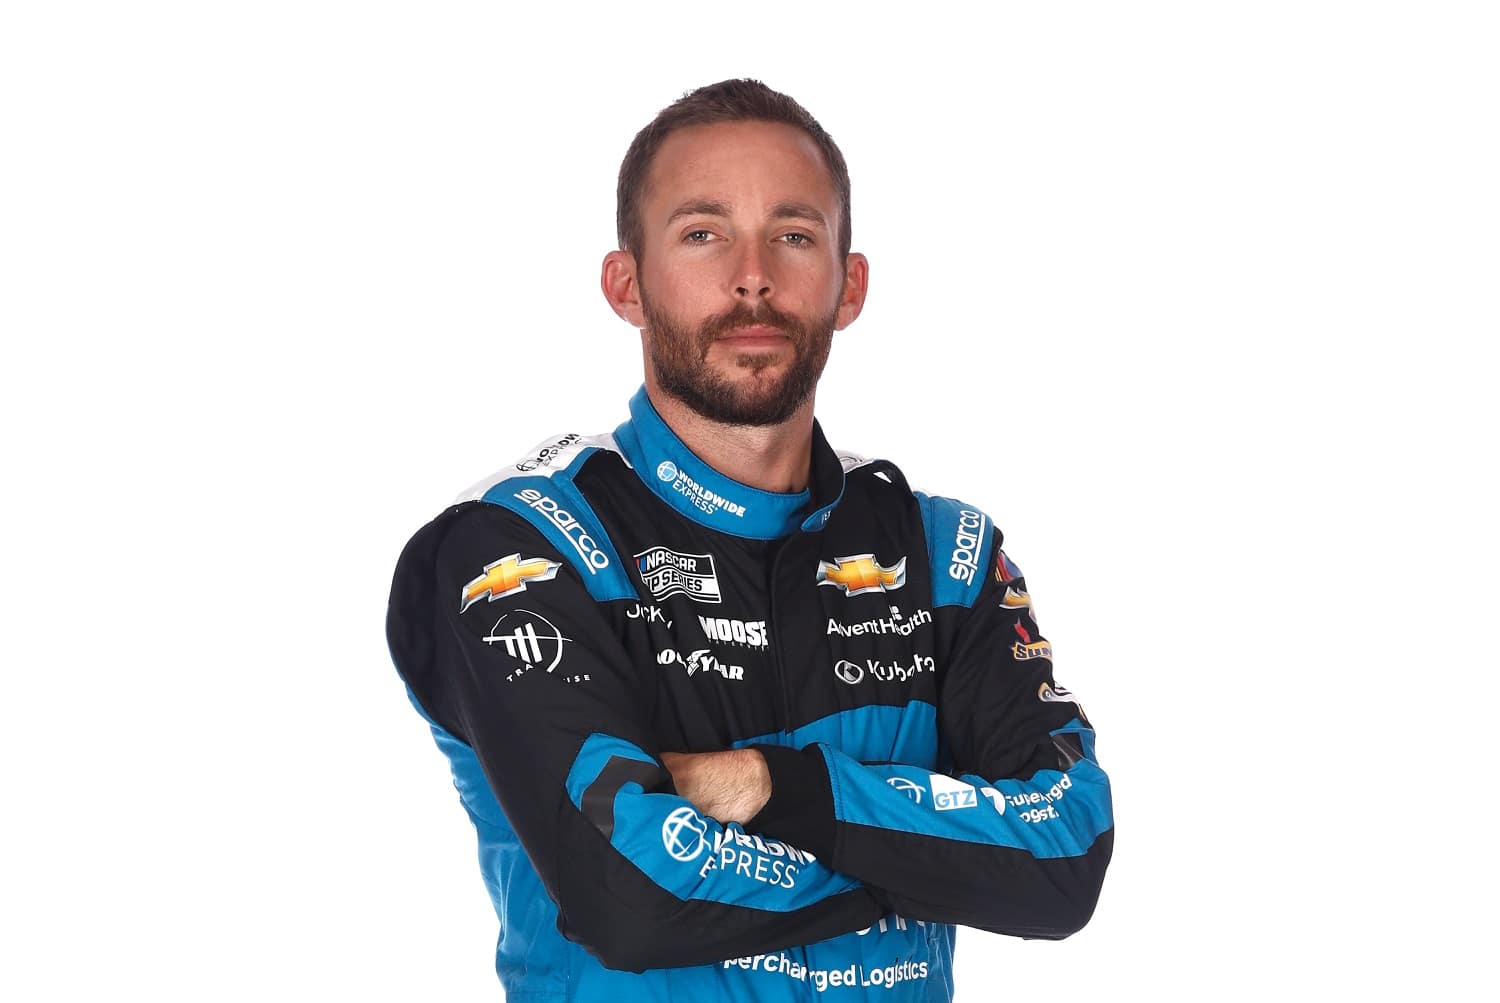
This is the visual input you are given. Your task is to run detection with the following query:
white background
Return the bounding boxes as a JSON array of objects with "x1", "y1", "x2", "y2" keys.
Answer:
[{"x1": 3, "y1": 2, "x2": 1496, "y2": 999}]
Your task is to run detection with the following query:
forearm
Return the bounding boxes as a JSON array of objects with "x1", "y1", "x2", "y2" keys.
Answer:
[{"x1": 660, "y1": 748, "x2": 771, "y2": 824}]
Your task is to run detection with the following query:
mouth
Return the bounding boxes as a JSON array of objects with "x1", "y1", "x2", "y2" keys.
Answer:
[{"x1": 716, "y1": 324, "x2": 789, "y2": 347}]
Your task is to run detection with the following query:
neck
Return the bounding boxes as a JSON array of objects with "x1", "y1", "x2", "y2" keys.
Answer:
[{"x1": 643, "y1": 378, "x2": 815, "y2": 494}]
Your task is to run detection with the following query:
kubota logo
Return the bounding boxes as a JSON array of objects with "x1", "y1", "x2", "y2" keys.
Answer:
[
  {"x1": 460, "y1": 554, "x2": 560, "y2": 612},
  {"x1": 815, "y1": 554, "x2": 907, "y2": 597}
]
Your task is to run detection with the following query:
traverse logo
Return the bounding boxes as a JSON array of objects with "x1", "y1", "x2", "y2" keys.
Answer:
[{"x1": 482, "y1": 609, "x2": 572, "y2": 682}]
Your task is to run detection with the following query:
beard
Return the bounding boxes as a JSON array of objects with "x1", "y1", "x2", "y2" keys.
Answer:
[{"x1": 641, "y1": 289, "x2": 838, "y2": 427}]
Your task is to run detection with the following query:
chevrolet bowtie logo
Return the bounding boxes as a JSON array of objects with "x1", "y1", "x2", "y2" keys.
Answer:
[
  {"x1": 460, "y1": 554, "x2": 561, "y2": 612},
  {"x1": 815, "y1": 554, "x2": 907, "y2": 597}
]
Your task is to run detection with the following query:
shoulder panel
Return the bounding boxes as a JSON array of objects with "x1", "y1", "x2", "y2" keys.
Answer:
[
  {"x1": 454, "y1": 432, "x2": 637, "y2": 602},
  {"x1": 913, "y1": 492, "x2": 997, "y2": 610},
  {"x1": 453, "y1": 432, "x2": 625, "y2": 503}
]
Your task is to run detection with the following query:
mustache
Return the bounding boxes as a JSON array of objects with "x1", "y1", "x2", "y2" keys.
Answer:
[{"x1": 697, "y1": 302, "x2": 805, "y2": 346}]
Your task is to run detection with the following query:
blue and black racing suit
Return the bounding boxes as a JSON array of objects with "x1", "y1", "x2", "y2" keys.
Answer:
[{"x1": 386, "y1": 388, "x2": 1114, "y2": 1001}]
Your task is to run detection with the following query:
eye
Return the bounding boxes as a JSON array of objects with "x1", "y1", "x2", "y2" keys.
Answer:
[
  {"x1": 684, "y1": 229, "x2": 713, "y2": 243},
  {"x1": 780, "y1": 232, "x2": 812, "y2": 247}
]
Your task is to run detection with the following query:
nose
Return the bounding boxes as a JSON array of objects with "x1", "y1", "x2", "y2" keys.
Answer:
[{"x1": 733, "y1": 242, "x2": 773, "y2": 302}]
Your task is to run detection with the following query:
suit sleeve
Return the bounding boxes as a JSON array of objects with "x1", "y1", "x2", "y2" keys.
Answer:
[
  {"x1": 387, "y1": 502, "x2": 884, "y2": 972},
  {"x1": 746, "y1": 526, "x2": 1113, "y2": 939}
]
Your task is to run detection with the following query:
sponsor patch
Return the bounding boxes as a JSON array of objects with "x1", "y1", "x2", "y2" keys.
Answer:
[
  {"x1": 1000, "y1": 585, "x2": 1031, "y2": 611},
  {"x1": 662, "y1": 806, "x2": 709, "y2": 862},
  {"x1": 816, "y1": 554, "x2": 907, "y2": 597},
  {"x1": 827, "y1": 605, "x2": 931, "y2": 638},
  {"x1": 722, "y1": 953, "x2": 930, "y2": 993},
  {"x1": 459, "y1": 554, "x2": 560, "y2": 612},
  {"x1": 635, "y1": 546, "x2": 722, "y2": 603},
  {"x1": 832, "y1": 654, "x2": 934, "y2": 686},
  {"x1": 481, "y1": 609, "x2": 572, "y2": 682},
  {"x1": 698, "y1": 615, "x2": 768, "y2": 648},
  {"x1": 994, "y1": 550, "x2": 1024, "y2": 585},
  {"x1": 948, "y1": 509, "x2": 987, "y2": 585},
  {"x1": 657, "y1": 648, "x2": 745, "y2": 681},
  {"x1": 1011, "y1": 622, "x2": 1052, "y2": 661},
  {"x1": 626, "y1": 603, "x2": 672, "y2": 627},
  {"x1": 1038, "y1": 681, "x2": 1075, "y2": 704},
  {"x1": 513, "y1": 433, "x2": 581, "y2": 473},
  {"x1": 887, "y1": 777, "x2": 924, "y2": 804},
  {"x1": 1004, "y1": 771, "x2": 1072, "y2": 824},
  {"x1": 655, "y1": 462, "x2": 747, "y2": 518},
  {"x1": 512, "y1": 488, "x2": 611, "y2": 573},
  {"x1": 928, "y1": 773, "x2": 979, "y2": 811},
  {"x1": 694, "y1": 827, "x2": 811, "y2": 889}
]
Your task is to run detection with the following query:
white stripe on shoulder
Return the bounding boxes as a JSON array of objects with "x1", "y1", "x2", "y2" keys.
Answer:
[
  {"x1": 835, "y1": 447, "x2": 876, "y2": 473},
  {"x1": 453, "y1": 432, "x2": 623, "y2": 503}
]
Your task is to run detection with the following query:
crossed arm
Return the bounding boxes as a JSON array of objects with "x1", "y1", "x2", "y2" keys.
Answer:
[{"x1": 659, "y1": 749, "x2": 771, "y2": 824}]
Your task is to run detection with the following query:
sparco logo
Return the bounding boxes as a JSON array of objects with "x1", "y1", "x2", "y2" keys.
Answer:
[
  {"x1": 511, "y1": 488, "x2": 610, "y2": 573},
  {"x1": 698, "y1": 615, "x2": 768, "y2": 648},
  {"x1": 662, "y1": 806, "x2": 709, "y2": 861},
  {"x1": 948, "y1": 509, "x2": 987, "y2": 585},
  {"x1": 635, "y1": 547, "x2": 722, "y2": 603},
  {"x1": 833, "y1": 654, "x2": 935, "y2": 686},
  {"x1": 514, "y1": 433, "x2": 581, "y2": 473}
]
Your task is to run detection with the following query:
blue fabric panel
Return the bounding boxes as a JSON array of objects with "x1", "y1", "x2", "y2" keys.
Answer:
[
  {"x1": 563, "y1": 733, "x2": 865, "y2": 909},
  {"x1": 820, "y1": 728, "x2": 1113, "y2": 859},
  {"x1": 734, "y1": 703, "x2": 941, "y2": 772},
  {"x1": 406, "y1": 691, "x2": 570, "y2": 996},
  {"x1": 913, "y1": 493, "x2": 995, "y2": 610},
  {"x1": 480, "y1": 459, "x2": 636, "y2": 601},
  {"x1": 613, "y1": 388, "x2": 813, "y2": 540}
]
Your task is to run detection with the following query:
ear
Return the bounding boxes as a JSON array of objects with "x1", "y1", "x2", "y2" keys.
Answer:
[
  {"x1": 601, "y1": 250, "x2": 645, "y2": 328},
  {"x1": 834, "y1": 252, "x2": 869, "y2": 331}
]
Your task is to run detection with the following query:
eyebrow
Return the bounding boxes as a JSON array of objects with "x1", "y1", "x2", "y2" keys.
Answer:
[{"x1": 665, "y1": 199, "x2": 829, "y2": 229}]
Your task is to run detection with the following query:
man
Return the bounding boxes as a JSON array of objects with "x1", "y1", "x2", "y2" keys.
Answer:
[{"x1": 387, "y1": 79, "x2": 1113, "y2": 1001}]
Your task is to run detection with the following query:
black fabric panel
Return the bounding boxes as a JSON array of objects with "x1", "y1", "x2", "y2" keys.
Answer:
[
  {"x1": 746, "y1": 743, "x2": 837, "y2": 860},
  {"x1": 581, "y1": 756, "x2": 671, "y2": 841},
  {"x1": 836, "y1": 823, "x2": 1114, "y2": 939}
]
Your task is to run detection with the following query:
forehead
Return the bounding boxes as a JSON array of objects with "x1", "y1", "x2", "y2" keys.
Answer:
[{"x1": 642, "y1": 120, "x2": 837, "y2": 218}]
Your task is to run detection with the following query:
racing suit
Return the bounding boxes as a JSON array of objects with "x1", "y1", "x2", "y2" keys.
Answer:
[{"x1": 386, "y1": 388, "x2": 1113, "y2": 1001}]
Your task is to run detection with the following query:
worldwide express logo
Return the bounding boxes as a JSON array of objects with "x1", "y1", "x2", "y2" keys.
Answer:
[
  {"x1": 656, "y1": 460, "x2": 747, "y2": 519},
  {"x1": 815, "y1": 554, "x2": 906, "y2": 597}
]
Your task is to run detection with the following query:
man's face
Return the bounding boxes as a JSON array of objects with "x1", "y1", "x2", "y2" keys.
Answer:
[{"x1": 627, "y1": 120, "x2": 863, "y2": 426}]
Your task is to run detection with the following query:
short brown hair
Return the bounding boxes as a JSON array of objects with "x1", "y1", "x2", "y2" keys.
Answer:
[{"x1": 616, "y1": 79, "x2": 852, "y2": 263}]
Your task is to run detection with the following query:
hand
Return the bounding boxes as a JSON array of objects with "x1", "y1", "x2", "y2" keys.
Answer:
[{"x1": 659, "y1": 749, "x2": 771, "y2": 824}]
